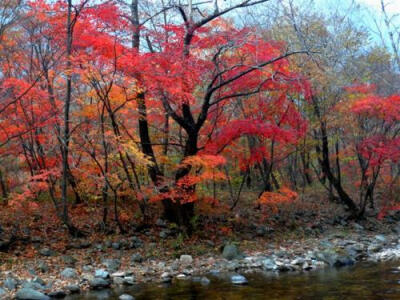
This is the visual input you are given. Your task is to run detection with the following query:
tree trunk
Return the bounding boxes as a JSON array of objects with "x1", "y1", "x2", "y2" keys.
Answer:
[
  {"x1": 312, "y1": 97, "x2": 359, "y2": 216},
  {"x1": 0, "y1": 168, "x2": 8, "y2": 204},
  {"x1": 162, "y1": 131, "x2": 198, "y2": 231}
]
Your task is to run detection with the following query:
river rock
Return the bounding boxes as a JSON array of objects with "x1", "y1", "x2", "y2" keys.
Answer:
[
  {"x1": 222, "y1": 244, "x2": 240, "y2": 260},
  {"x1": 231, "y1": 274, "x2": 248, "y2": 285},
  {"x1": 334, "y1": 256, "x2": 355, "y2": 267},
  {"x1": 66, "y1": 285, "x2": 80, "y2": 294},
  {"x1": 31, "y1": 236, "x2": 42, "y2": 243},
  {"x1": 16, "y1": 288, "x2": 50, "y2": 300},
  {"x1": 161, "y1": 272, "x2": 172, "y2": 283},
  {"x1": 200, "y1": 277, "x2": 210, "y2": 285},
  {"x1": 176, "y1": 274, "x2": 187, "y2": 280},
  {"x1": 62, "y1": 255, "x2": 77, "y2": 267},
  {"x1": 290, "y1": 257, "x2": 305, "y2": 266},
  {"x1": 82, "y1": 264, "x2": 93, "y2": 272},
  {"x1": 60, "y1": 268, "x2": 78, "y2": 279},
  {"x1": 123, "y1": 276, "x2": 135, "y2": 285},
  {"x1": 102, "y1": 258, "x2": 121, "y2": 271},
  {"x1": 111, "y1": 271, "x2": 126, "y2": 277},
  {"x1": 159, "y1": 229, "x2": 170, "y2": 239},
  {"x1": 316, "y1": 250, "x2": 338, "y2": 266},
  {"x1": 276, "y1": 260, "x2": 292, "y2": 272},
  {"x1": 319, "y1": 240, "x2": 334, "y2": 248},
  {"x1": 156, "y1": 218, "x2": 167, "y2": 227},
  {"x1": 25, "y1": 277, "x2": 47, "y2": 289},
  {"x1": 119, "y1": 294, "x2": 135, "y2": 300},
  {"x1": 113, "y1": 276, "x2": 124, "y2": 285},
  {"x1": 227, "y1": 261, "x2": 239, "y2": 271},
  {"x1": 346, "y1": 244, "x2": 365, "y2": 258},
  {"x1": 129, "y1": 236, "x2": 143, "y2": 249},
  {"x1": 4, "y1": 276, "x2": 18, "y2": 290},
  {"x1": 69, "y1": 241, "x2": 91, "y2": 249},
  {"x1": 47, "y1": 290, "x2": 66, "y2": 298},
  {"x1": 95, "y1": 269, "x2": 110, "y2": 279},
  {"x1": 33, "y1": 277, "x2": 46, "y2": 286},
  {"x1": 182, "y1": 268, "x2": 193, "y2": 275},
  {"x1": 353, "y1": 223, "x2": 364, "y2": 231},
  {"x1": 38, "y1": 261, "x2": 49, "y2": 273},
  {"x1": 89, "y1": 278, "x2": 111, "y2": 289},
  {"x1": 39, "y1": 248, "x2": 55, "y2": 257},
  {"x1": 112, "y1": 242, "x2": 121, "y2": 250},
  {"x1": 131, "y1": 253, "x2": 143, "y2": 263},
  {"x1": 375, "y1": 235, "x2": 387, "y2": 244},
  {"x1": 262, "y1": 257, "x2": 278, "y2": 270},
  {"x1": 21, "y1": 281, "x2": 44, "y2": 291},
  {"x1": 180, "y1": 254, "x2": 193, "y2": 265},
  {"x1": 0, "y1": 287, "x2": 6, "y2": 297},
  {"x1": 368, "y1": 243, "x2": 383, "y2": 253},
  {"x1": 302, "y1": 262, "x2": 313, "y2": 270},
  {"x1": 256, "y1": 226, "x2": 274, "y2": 237}
]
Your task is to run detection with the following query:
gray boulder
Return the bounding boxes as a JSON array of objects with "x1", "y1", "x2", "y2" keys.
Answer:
[
  {"x1": 61, "y1": 255, "x2": 77, "y2": 267},
  {"x1": 222, "y1": 244, "x2": 240, "y2": 260},
  {"x1": 368, "y1": 243, "x2": 383, "y2": 253},
  {"x1": 200, "y1": 277, "x2": 210, "y2": 285},
  {"x1": 39, "y1": 248, "x2": 55, "y2": 257},
  {"x1": 334, "y1": 256, "x2": 355, "y2": 267},
  {"x1": 21, "y1": 281, "x2": 44, "y2": 291},
  {"x1": 256, "y1": 226, "x2": 274, "y2": 236},
  {"x1": 102, "y1": 258, "x2": 121, "y2": 271},
  {"x1": 16, "y1": 288, "x2": 50, "y2": 300},
  {"x1": 47, "y1": 290, "x2": 66, "y2": 298},
  {"x1": 38, "y1": 261, "x2": 49, "y2": 273},
  {"x1": 315, "y1": 250, "x2": 338, "y2": 266},
  {"x1": 123, "y1": 276, "x2": 135, "y2": 285},
  {"x1": 60, "y1": 268, "x2": 78, "y2": 279},
  {"x1": 156, "y1": 218, "x2": 167, "y2": 227},
  {"x1": 66, "y1": 285, "x2": 80, "y2": 294},
  {"x1": 262, "y1": 257, "x2": 277, "y2": 270},
  {"x1": 0, "y1": 287, "x2": 6, "y2": 297},
  {"x1": 375, "y1": 235, "x2": 387, "y2": 244},
  {"x1": 3, "y1": 276, "x2": 17, "y2": 290},
  {"x1": 95, "y1": 269, "x2": 110, "y2": 279},
  {"x1": 112, "y1": 242, "x2": 121, "y2": 250},
  {"x1": 89, "y1": 278, "x2": 111, "y2": 289},
  {"x1": 129, "y1": 236, "x2": 143, "y2": 249},
  {"x1": 131, "y1": 253, "x2": 143, "y2": 263},
  {"x1": 179, "y1": 255, "x2": 193, "y2": 265}
]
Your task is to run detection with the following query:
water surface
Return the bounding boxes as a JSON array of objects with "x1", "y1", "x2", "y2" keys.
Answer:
[{"x1": 68, "y1": 261, "x2": 400, "y2": 299}]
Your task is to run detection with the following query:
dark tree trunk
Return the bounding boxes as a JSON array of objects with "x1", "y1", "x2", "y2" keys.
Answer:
[
  {"x1": 312, "y1": 97, "x2": 359, "y2": 215},
  {"x1": 162, "y1": 131, "x2": 198, "y2": 231},
  {"x1": 0, "y1": 168, "x2": 8, "y2": 203}
]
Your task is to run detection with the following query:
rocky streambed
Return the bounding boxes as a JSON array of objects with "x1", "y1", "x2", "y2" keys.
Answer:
[{"x1": 2, "y1": 222, "x2": 400, "y2": 299}]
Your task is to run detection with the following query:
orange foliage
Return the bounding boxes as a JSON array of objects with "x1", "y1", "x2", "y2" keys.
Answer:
[{"x1": 258, "y1": 187, "x2": 298, "y2": 213}]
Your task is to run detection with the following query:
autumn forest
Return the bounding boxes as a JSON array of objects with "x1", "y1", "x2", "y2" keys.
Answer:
[{"x1": 1, "y1": 0, "x2": 400, "y2": 278}]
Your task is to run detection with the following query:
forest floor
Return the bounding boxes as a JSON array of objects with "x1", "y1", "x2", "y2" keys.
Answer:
[{"x1": 0, "y1": 194, "x2": 400, "y2": 298}]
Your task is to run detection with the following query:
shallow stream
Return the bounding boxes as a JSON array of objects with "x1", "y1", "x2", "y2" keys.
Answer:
[{"x1": 67, "y1": 261, "x2": 400, "y2": 299}]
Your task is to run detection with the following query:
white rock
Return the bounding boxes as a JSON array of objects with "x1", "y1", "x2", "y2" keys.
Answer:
[
  {"x1": 179, "y1": 255, "x2": 193, "y2": 265},
  {"x1": 176, "y1": 274, "x2": 187, "y2": 279},
  {"x1": 111, "y1": 271, "x2": 126, "y2": 277}
]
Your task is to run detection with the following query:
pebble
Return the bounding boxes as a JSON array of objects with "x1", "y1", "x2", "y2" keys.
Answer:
[
  {"x1": 231, "y1": 274, "x2": 248, "y2": 285},
  {"x1": 161, "y1": 272, "x2": 172, "y2": 283},
  {"x1": 119, "y1": 294, "x2": 135, "y2": 300}
]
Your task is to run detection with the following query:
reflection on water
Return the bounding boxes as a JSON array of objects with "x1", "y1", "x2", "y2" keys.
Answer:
[{"x1": 67, "y1": 261, "x2": 400, "y2": 299}]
